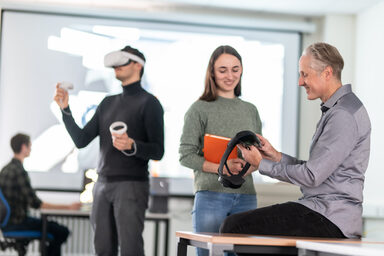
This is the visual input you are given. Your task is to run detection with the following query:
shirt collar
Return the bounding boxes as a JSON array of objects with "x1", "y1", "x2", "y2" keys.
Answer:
[
  {"x1": 11, "y1": 157, "x2": 23, "y2": 167},
  {"x1": 320, "y1": 84, "x2": 352, "y2": 112},
  {"x1": 122, "y1": 80, "x2": 142, "y2": 96}
]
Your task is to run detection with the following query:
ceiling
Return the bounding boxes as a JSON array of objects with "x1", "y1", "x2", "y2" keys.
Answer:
[
  {"x1": 151, "y1": 0, "x2": 384, "y2": 16},
  {"x1": 1, "y1": 0, "x2": 384, "y2": 17}
]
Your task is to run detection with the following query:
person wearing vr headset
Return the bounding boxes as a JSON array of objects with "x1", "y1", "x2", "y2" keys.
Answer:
[
  {"x1": 220, "y1": 42, "x2": 371, "y2": 240},
  {"x1": 53, "y1": 46, "x2": 164, "y2": 256},
  {"x1": 179, "y1": 45, "x2": 262, "y2": 256}
]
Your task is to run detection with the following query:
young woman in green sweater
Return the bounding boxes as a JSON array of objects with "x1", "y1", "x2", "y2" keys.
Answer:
[{"x1": 179, "y1": 45, "x2": 262, "y2": 256}]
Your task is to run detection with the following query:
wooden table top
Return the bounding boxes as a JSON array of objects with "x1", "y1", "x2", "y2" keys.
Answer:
[{"x1": 176, "y1": 231, "x2": 384, "y2": 247}]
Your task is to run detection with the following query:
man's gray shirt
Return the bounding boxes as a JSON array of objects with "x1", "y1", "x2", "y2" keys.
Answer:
[{"x1": 259, "y1": 84, "x2": 371, "y2": 238}]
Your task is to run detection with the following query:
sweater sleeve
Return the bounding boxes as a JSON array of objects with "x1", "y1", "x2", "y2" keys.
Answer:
[
  {"x1": 62, "y1": 106, "x2": 99, "y2": 148},
  {"x1": 134, "y1": 97, "x2": 164, "y2": 160},
  {"x1": 254, "y1": 105, "x2": 263, "y2": 135},
  {"x1": 179, "y1": 103, "x2": 206, "y2": 171}
]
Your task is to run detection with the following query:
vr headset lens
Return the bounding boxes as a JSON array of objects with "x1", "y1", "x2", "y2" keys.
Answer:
[{"x1": 104, "y1": 51, "x2": 145, "y2": 68}]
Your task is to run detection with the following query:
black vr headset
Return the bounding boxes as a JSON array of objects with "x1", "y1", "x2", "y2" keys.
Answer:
[{"x1": 218, "y1": 130, "x2": 261, "y2": 189}]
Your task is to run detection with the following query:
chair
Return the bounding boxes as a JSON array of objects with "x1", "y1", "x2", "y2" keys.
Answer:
[{"x1": 0, "y1": 188, "x2": 52, "y2": 256}]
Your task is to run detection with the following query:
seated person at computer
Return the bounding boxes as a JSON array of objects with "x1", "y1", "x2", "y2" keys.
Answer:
[
  {"x1": 220, "y1": 42, "x2": 371, "y2": 239},
  {"x1": 0, "y1": 133, "x2": 81, "y2": 256}
]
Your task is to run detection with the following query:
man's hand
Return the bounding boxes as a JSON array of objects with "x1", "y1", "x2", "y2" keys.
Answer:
[
  {"x1": 256, "y1": 134, "x2": 282, "y2": 162},
  {"x1": 111, "y1": 132, "x2": 135, "y2": 151},
  {"x1": 237, "y1": 134, "x2": 282, "y2": 170},
  {"x1": 53, "y1": 83, "x2": 69, "y2": 109},
  {"x1": 237, "y1": 144, "x2": 262, "y2": 169}
]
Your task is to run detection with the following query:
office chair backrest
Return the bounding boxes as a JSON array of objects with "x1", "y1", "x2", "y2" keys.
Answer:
[{"x1": 0, "y1": 189, "x2": 11, "y2": 228}]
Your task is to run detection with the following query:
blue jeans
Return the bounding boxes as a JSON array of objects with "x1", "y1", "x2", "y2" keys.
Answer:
[{"x1": 192, "y1": 191, "x2": 257, "y2": 256}]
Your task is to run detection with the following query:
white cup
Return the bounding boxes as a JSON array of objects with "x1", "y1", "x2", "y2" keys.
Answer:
[{"x1": 109, "y1": 121, "x2": 127, "y2": 135}]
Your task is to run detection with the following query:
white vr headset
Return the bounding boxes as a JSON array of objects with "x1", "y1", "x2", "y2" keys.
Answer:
[{"x1": 104, "y1": 50, "x2": 145, "y2": 68}]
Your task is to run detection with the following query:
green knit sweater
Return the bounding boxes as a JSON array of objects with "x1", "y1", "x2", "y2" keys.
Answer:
[{"x1": 179, "y1": 96, "x2": 262, "y2": 194}]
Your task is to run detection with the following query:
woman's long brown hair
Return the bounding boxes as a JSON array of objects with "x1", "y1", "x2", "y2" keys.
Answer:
[{"x1": 199, "y1": 45, "x2": 243, "y2": 102}]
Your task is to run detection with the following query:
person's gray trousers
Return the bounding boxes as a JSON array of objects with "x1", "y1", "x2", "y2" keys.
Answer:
[{"x1": 91, "y1": 179, "x2": 149, "y2": 256}]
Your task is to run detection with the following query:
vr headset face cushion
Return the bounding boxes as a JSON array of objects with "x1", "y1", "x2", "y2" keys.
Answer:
[{"x1": 104, "y1": 51, "x2": 145, "y2": 67}]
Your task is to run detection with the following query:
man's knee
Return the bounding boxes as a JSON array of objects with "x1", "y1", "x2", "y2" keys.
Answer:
[
  {"x1": 94, "y1": 246, "x2": 118, "y2": 256},
  {"x1": 219, "y1": 214, "x2": 237, "y2": 233},
  {"x1": 61, "y1": 226, "x2": 70, "y2": 241},
  {"x1": 49, "y1": 221, "x2": 70, "y2": 243}
]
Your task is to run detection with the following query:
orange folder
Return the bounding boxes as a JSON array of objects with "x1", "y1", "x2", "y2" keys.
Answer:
[{"x1": 203, "y1": 134, "x2": 238, "y2": 164}]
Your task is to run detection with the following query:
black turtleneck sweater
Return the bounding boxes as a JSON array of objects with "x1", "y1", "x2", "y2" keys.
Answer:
[{"x1": 62, "y1": 81, "x2": 164, "y2": 181}]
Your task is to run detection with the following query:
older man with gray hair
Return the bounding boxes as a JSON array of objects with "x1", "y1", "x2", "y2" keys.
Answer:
[{"x1": 220, "y1": 42, "x2": 371, "y2": 239}]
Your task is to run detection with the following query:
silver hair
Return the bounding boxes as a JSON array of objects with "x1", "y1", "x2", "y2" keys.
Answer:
[{"x1": 303, "y1": 42, "x2": 344, "y2": 81}]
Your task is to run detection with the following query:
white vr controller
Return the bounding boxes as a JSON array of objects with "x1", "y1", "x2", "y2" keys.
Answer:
[
  {"x1": 104, "y1": 51, "x2": 145, "y2": 68},
  {"x1": 109, "y1": 121, "x2": 128, "y2": 135},
  {"x1": 109, "y1": 121, "x2": 136, "y2": 156},
  {"x1": 59, "y1": 81, "x2": 74, "y2": 91}
]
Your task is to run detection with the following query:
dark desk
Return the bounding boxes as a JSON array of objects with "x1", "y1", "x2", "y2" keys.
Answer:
[
  {"x1": 41, "y1": 209, "x2": 169, "y2": 256},
  {"x1": 175, "y1": 232, "x2": 376, "y2": 256}
]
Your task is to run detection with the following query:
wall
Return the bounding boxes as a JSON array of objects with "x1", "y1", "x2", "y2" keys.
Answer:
[
  {"x1": 298, "y1": 17, "x2": 324, "y2": 160},
  {"x1": 356, "y1": 0, "x2": 384, "y2": 210},
  {"x1": 355, "y1": 1, "x2": 384, "y2": 232},
  {"x1": 323, "y1": 15, "x2": 356, "y2": 87}
]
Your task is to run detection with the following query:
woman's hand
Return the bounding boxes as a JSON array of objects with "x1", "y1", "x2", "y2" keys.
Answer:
[{"x1": 223, "y1": 158, "x2": 247, "y2": 176}]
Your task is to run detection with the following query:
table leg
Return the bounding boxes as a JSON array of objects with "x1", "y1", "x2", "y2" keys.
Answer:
[
  {"x1": 154, "y1": 221, "x2": 159, "y2": 256},
  {"x1": 41, "y1": 214, "x2": 47, "y2": 256},
  {"x1": 208, "y1": 243, "x2": 234, "y2": 256},
  {"x1": 298, "y1": 248, "x2": 318, "y2": 256},
  {"x1": 177, "y1": 238, "x2": 188, "y2": 256},
  {"x1": 164, "y1": 219, "x2": 169, "y2": 256}
]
